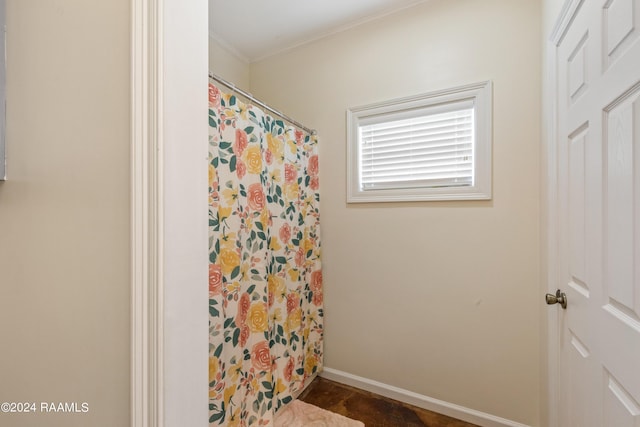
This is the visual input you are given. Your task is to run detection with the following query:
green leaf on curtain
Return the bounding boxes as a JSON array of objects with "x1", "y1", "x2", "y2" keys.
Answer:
[
  {"x1": 287, "y1": 201, "x2": 295, "y2": 210},
  {"x1": 219, "y1": 141, "x2": 232, "y2": 150},
  {"x1": 230, "y1": 266, "x2": 240, "y2": 280},
  {"x1": 244, "y1": 126, "x2": 254, "y2": 134},
  {"x1": 209, "y1": 116, "x2": 217, "y2": 128},
  {"x1": 232, "y1": 328, "x2": 240, "y2": 346},
  {"x1": 224, "y1": 318, "x2": 235, "y2": 329},
  {"x1": 229, "y1": 155, "x2": 237, "y2": 172},
  {"x1": 275, "y1": 120, "x2": 285, "y2": 129},
  {"x1": 213, "y1": 343, "x2": 223, "y2": 358},
  {"x1": 229, "y1": 95, "x2": 237, "y2": 106},
  {"x1": 215, "y1": 240, "x2": 220, "y2": 254},
  {"x1": 275, "y1": 186, "x2": 282, "y2": 197},
  {"x1": 209, "y1": 252, "x2": 217, "y2": 263},
  {"x1": 212, "y1": 157, "x2": 219, "y2": 168},
  {"x1": 209, "y1": 305, "x2": 219, "y2": 317},
  {"x1": 252, "y1": 241, "x2": 260, "y2": 253},
  {"x1": 275, "y1": 256, "x2": 287, "y2": 264},
  {"x1": 296, "y1": 368, "x2": 304, "y2": 375},
  {"x1": 281, "y1": 396, "x2": 293, "y2": 405},
  {"x1": 209, "y1": 412, "x2": 224, "y2": 423},
  {"x1": 257, "y1": 232, "x2": 267, "y2": 241},
  {"x1": 247, "y1": 284, "x2": 256, "y2": 295},
  {"x1": 256, "y1": 221, "x2": 264, "y2": 231}
]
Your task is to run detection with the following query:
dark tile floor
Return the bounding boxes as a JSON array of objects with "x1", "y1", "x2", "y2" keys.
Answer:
[{"x1": 298, "y1": 377, "x2": 480, "y2": 427}]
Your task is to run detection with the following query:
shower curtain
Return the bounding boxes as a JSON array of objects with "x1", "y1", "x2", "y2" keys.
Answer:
[{"x1": 208, "y1": 81, "x2": 323, "y2": 426}]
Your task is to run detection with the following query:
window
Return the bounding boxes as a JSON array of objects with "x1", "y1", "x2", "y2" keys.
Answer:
[{"x1": 347, "y1": 81, "x2": 492, "y2": 202}]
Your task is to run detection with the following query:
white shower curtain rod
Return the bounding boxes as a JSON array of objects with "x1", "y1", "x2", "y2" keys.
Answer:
[{"x1": 209, "y1": 72, "x2": 317, "y2": 135}]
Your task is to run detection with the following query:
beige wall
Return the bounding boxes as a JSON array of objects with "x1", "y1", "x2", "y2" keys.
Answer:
[
  {"x1": 250, "y1": 0, "x2": 541, "y2": 425},
  {"x1": 209, "y1": 35, "x2": 250, "y2": 88},
  {"x1": 0, "y1": 1, "x2": 130, "y2": 426}
]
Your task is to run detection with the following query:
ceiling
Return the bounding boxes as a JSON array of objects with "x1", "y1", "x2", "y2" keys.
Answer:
[{"x1": 208, "y1": 0, "x2": 428, "y2": 63}]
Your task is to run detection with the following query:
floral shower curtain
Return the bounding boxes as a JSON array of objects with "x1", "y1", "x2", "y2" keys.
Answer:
[{"x1": 208, "y1": 81, "x2": 323, "y2": 426}]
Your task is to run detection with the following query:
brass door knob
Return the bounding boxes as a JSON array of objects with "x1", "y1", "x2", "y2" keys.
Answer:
[{"x1": 545, "y1": 289, "x2": 567, "y2": 309}]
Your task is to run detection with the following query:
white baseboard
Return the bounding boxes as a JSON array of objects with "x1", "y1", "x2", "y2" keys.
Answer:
[{"x1": 320, "y1": 368, "x2": 531, "y2": 427}]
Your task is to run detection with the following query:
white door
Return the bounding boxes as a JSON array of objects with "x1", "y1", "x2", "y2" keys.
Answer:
[{"x1": 553, "y1": 0, "x2": 640, "y2": 426}]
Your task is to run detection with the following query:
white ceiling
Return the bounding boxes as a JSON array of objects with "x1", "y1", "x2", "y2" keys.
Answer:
[{"x1": 209, "y1": 0, "x2": 428, "y2": 63}]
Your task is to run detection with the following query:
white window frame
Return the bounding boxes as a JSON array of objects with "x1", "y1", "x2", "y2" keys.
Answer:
[{"x1": 347, "y1": 81, "x2": 492, "y2": 203}]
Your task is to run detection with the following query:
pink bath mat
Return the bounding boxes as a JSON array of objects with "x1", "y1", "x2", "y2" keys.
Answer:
[{"x1": 274, "y1": 399, "x2": 365, "y2": 427}]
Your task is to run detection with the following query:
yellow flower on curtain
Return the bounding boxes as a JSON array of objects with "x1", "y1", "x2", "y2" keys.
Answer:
[
  {"x1": 220, "y1": 231, "x2": 236, "y2": 249},
  {"x1": 286, "y1": 308, "x2": 303, "y2": 333},
  {"x1": 260, "y1": 207, "x2": 269, "y2": 229},
  {"x1": 222, "y1": 187, "x2": 238, "y2": 205},
  {"x1": 284, "y1": 182, "x2": 299, "y2": 200},
  {"x1": 270, "y1": 308, "x2": 282, "y2": 323},
  {"x1": 244, "y1": 145, "x2": 263, "y2": 175},
  {"x1": 209, "y1": 357, "x2": 218, "y2": 382},
  {"x1": 219, "y1": 248, "x2": 240, "y2": 275},
  {"x1": 269, "y1": 237, "x2": 282, "y2": 252},
  {"x1": 286, "y1": 139, "x2": 297, "y2": 157},
  {"x1": 247, "y1": 303, "x2": 268, "y2": 333},
  {"x1": 224, "y1": 386, "x2": 235, "y2": 407},
  {"x1": 268, "y1": 274, "x2": 286, "y2": 302},
  {"x1": 267, "y1": 133, "x2": 284, "y2": 163},
  {"x1": 274, "y1": 378, "x2": 287, "y2": 394},
  {"x1": 218, "y1": 206, "x2": 232, "y2": 222},
  {"x1": 270, "y1": 168, "x2": 282, "y2": 183},
  {"x1": 227, "y1": 410, "x2": 241, "y2": 427},
  {"x1": 228, "y1": 359, "x2": 243, "y2": 383},
  {"x1": 304, "y1": 355, "x2": 318, "y2": 376},
  {"x1": 287, "y1": 267, "x2": 300, "y2": 282},
  {"x1": 226, "y1": 281, "x2": 240, "y2": 294}
]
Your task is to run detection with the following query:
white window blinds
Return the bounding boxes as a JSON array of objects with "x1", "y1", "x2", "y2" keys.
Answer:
[{"x1": 359, "y1": 100, "x2": 474, "y2": 191}]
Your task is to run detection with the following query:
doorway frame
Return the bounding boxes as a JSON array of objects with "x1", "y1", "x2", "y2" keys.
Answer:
[
  {"x1": 131, "y1": 0, "x2": 210, "y2": 426},
  {"x1": 544, "y1": 1, "x2": 585, "y2": 426}
]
